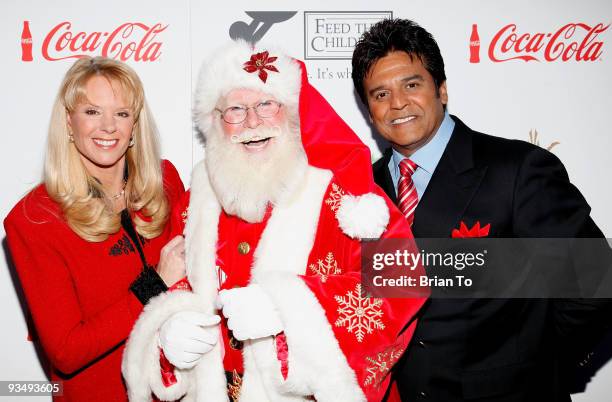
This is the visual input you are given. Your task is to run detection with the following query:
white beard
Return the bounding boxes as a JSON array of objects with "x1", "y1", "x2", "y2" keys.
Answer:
[{"x1": 204, "y1": 119, "x2": 307, "y2": 223}]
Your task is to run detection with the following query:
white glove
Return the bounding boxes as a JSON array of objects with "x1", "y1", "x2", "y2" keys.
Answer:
[
  {"x1": 216, "y1": 284, "x2": 283, "y2": 341},
  {"x1": 158, "y1": 311, "x2": 221, "y2": 369}
]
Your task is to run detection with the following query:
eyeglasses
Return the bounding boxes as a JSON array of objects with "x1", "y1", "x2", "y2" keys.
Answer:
[{"x1": 215, "y1": 100, "x2": 282, "y2": 124}]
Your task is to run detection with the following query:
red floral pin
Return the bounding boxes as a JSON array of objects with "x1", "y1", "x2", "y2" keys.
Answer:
[
  {"x1": 451, "y1": 221, "x2": 491, "y2": 238},
  {"x1": 243, "y1": 51, "x2": 279, "y2": 83}
]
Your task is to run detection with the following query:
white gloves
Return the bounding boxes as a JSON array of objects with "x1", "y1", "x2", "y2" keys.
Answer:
[
  {"x1": 216, "y1": 284, "x2": 283, "y2": 341},
  {"x1": 158, "y1": 311, "x2": 221, "y2": 369},
  {"x1": 158, "y1": 285, "x2": 282, "y2": 370}
]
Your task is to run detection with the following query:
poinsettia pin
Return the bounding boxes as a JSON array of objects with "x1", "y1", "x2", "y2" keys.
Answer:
[
  {"x1": 451, "y1": 221, "x2": 490, "y2": 238},
  {"x1": 243, "y1": 51, "x2": 279, "y2": 83}
]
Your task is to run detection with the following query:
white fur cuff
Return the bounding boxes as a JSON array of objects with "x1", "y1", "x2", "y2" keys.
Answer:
[
  {"x1": 122, "y1": 291, "x2": 205, "y2": 402},
  {"x1": 254, "y1": 272, "x2": 366, "y2": 402},
  {"x1": 337, "y1": 193, "x2": 389, "y2": 239}
]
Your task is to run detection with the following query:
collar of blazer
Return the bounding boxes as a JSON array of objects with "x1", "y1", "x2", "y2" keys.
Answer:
[{"x1": 374, "y1": 115, "x2": 488, "y2": 238}]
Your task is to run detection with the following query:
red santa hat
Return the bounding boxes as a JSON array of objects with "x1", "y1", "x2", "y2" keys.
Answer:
[{"x1": 194, "y1": 40, "x2": 390, "y2": 239}]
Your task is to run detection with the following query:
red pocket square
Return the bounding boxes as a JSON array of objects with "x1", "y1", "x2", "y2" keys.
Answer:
[{"x1": 451, "y1": 221, "x2": 490, "y2": 238}]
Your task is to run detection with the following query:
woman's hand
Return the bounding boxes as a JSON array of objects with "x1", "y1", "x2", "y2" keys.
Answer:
[{"x1": 156, "y1": 235, "x2": 186, "y2": 286}]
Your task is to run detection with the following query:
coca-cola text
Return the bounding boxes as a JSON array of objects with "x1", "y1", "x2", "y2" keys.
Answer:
[
  {"x1": 42, "y1": 21, "x2": 167, "y2": 62},
  {"x1": 488, "y1": 23, "x2": 609, "y2": 62}
]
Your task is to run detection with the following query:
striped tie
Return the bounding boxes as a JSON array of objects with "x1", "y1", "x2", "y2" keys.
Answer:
[{"x1": 398, "y1": 159, "x2": 419, "y2": 226}]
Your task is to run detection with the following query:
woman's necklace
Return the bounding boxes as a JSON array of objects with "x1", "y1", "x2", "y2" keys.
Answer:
[{"x1": 108, "y1": 180, "x2": 127, "y2": 200}]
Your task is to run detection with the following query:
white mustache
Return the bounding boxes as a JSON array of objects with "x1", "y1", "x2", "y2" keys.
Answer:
[{"x1": 230, "y1": 126, "x2": 281, "y2": 144}]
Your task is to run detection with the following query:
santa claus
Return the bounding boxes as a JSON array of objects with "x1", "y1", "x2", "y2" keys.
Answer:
[{"x1": 122, "y1": 40, "x2": 427, "y2": 402}]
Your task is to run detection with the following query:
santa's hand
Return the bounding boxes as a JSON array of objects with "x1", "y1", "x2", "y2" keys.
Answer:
[
  {"x1": 158, "y1": 311, "x2": 221, "y2": 369},
  {"x1": 216, "y1": 284, "x2": 283, "y2": 341}
]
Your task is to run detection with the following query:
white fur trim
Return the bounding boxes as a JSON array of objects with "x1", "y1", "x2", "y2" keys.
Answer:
[
  {"x1": 336, "y1": 193, "x2": 390, "y2": 239},
  {"x1": 239, "y1": 167, "x2": 335, "y2": 401},
  {"x1": 184, "y1": 159, "x2": 221, "y2": 300},
  {"x1": 248, "y1": 167, "x2": 365, "y2": 401},
  {"x1": 124, "y1": 157, "x2": 229, "y2": 402},
  {"x1": 193, "y1": 40, "x2": 301, "y2": 134},
  {"x1": 178, "y1": 164, "x2": 332, "y2": 401},
  {"x1": 240, "y1": 337, "x2": 306, "y2": 402},
  {"x1": 184, "y1": 158, "x2": 229, "y2": 401},
  {"x1": 122, "y1": 291, "x2": 202, "y2": 402},
  {"x1": 125, "y1": 164, "x2": 364, "y2": 401},
  {"x1": 255, "y1": 273, "x2": 366, "y2": 402},
  {"x1": 252, "y1": 167, "x2": 332, "y2": 276},
  {"x1": 123, "y1": 291, "x2": 229, "y2": 402}
]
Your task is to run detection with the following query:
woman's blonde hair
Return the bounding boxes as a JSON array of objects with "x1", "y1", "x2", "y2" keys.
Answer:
[{"x1": 44, "y1": 56, "x2": 168, "y2": 242}]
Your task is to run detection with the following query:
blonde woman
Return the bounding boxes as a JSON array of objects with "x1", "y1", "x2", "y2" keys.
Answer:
[{"x1": 4, "y1": 57, "x2": 186, "y2": 401}]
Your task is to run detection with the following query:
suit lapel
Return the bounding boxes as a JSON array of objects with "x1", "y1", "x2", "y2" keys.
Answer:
[
  {"x1": 412, "y1": 116, "x2": 487, "y2": 237},
  {"x1": 373, "y1": 148, "x2": 397, "y2": 204}
]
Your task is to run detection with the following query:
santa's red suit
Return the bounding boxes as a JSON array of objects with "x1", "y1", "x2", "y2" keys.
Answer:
[
  {"x1": 122, "y1": 41, "x2": 427, "y2": 402},
  {"x1": 124, "y1": 160, "x2": 425, "y2": 402}
]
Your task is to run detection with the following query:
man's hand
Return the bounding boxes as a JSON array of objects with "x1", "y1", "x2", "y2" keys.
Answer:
[
  {"x1": 216, "y1": 284, "x2": 283, "y2": 341},
  {"x1": 158, "y1": 311, "x2": 221, "y2": 369}
]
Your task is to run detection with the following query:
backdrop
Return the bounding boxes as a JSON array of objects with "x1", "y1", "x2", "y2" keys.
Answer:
[{"x1": 1, "y1": 0, "x2": 611, "y2": 400}]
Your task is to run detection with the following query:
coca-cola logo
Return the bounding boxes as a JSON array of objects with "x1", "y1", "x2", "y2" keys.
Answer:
[
  {"x1": 40, "y1": 21, "x2": 167, "y2": 62},
  {"x1": 487, "y1": 23, "x2": 609, "y2": 62}
]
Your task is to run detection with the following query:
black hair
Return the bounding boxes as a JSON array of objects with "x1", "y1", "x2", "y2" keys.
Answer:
[{"x1": 352, "y1": 18, "x2": 446, "y2": 105}]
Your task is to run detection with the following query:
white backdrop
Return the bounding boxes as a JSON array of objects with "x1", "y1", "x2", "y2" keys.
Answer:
[{"x1": 1, "y1": 0, "x2": 611, "y2": 400}]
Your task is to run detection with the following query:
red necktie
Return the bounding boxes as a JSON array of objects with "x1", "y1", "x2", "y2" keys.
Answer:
[{"x1": 398, "y1": 159, "x2": 419, "y2": 226}]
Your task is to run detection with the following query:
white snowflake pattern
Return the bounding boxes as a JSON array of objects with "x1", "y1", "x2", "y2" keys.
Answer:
[
  {"x1": 363, "y1": 345, "x2": 404, "y2": 387},
  {"x1": 335, "y1": 284, "x2": 385, "y2": 342},
  {"x1": 308, "y1": 252, "x2": 342, "y2": 282},
  {"x1": 325, "y1": 183, "x2": 345, "y2": 215}
]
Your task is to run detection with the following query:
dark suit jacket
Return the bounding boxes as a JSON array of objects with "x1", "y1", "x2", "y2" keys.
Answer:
[{"x1": 374, "y1": 115, "x2": 611, "y2": 401}]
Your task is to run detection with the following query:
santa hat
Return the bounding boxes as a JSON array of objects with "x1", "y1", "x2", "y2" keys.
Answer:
[
  {"x1": 194, "y1": 40, "x2": 301, "y2": 134},
  {"x1": 193, "y1": 40, "x2": 390, "y2": 239}
]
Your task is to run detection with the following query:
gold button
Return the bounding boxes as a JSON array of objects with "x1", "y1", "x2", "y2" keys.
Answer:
[{"x1": 238, "y1": 241, "x2": 250, "y2": 255}]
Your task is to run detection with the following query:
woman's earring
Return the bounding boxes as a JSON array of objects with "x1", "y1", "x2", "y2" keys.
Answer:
[
  {"x1": 68, "y1": 131, "x2": 74, "y2": 143},
  {"x1": 129, "y1": 136, "x2": 135, "y2": 147}
]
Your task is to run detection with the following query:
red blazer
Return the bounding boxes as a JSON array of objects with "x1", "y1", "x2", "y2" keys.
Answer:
[{"x1": 4, "y1": 160, "x2": 185, "y2": 401}]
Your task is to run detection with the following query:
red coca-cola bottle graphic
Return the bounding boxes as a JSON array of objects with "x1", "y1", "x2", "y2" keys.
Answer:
[
  {"x1": 21, "y1": 20, "x2": 33, "y2": 62},
  {"x1": 469, "y1": 24, "x2": 480, "y2": 63}
]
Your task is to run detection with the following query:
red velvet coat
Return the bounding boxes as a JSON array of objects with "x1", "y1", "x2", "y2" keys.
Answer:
[
  {"x1": 4, "y1": 160, "x2": 185, "y2": 401},
  {"x1": 123, "y1": 162, "x2": 427, "y2": 402}
]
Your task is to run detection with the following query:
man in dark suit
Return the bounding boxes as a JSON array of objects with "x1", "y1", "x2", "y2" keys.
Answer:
[{"x1": 352, "y1": 19, "x2": 611, "y2": 401}]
